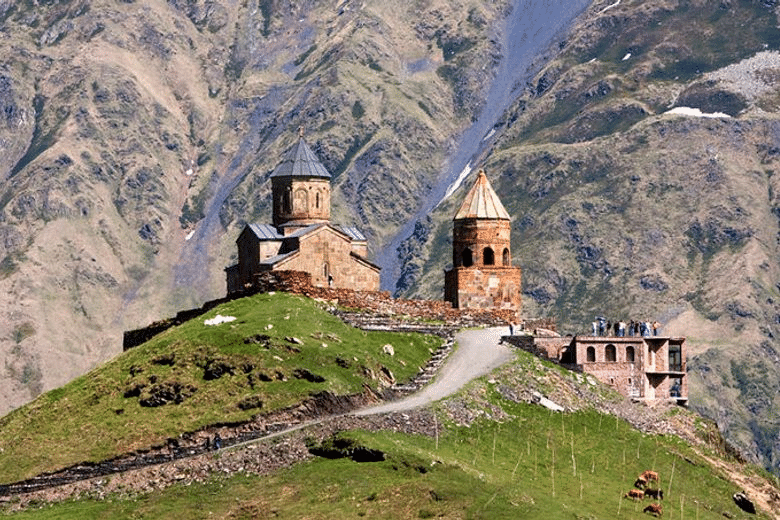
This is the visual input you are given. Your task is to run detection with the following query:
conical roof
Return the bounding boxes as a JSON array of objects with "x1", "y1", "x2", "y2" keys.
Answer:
[
  {"x1": 270, "y1": 133, "x2": 331, "y2": 179},
  {"x1": 454, "y1": 169, "x2": 510, "y2": 220}
]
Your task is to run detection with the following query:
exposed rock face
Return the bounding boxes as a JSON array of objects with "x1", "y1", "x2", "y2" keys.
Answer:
[
  {"x1": 408, "y1": 0, "x2": 780, "y2": 476},
  {"x1": 0, "y1": 0, "x2": 506, "y2": 415}
]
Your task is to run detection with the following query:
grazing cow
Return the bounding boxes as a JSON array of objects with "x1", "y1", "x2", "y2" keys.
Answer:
[
  {"x1": 643, "y1": 503, "x2": 663, "y2": 517},
  {"x1": 624, "y1": 489, "x2": 645, "y2": 500},
  {"x1": 645, "y1": 488, "x2": 664, "y2": 500},
  {"x1": 634, "y1": 476, "x2": 648, "y2": 489},
  {"x1": 640, "y1": 470, "x2": 659, "y2": 482}
]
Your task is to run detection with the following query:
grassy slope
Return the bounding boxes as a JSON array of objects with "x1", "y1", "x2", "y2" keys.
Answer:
[
  {"x1": 0, "y1": 292, "x2": 441, "y2": 483},
  {"x1": 4, "y1": 349, "x2": 777, "y2": 519}
]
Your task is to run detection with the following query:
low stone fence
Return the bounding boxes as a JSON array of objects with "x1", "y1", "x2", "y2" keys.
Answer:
[{"x1": 124, "y1": 270, "x2": 527, "y2": 350}]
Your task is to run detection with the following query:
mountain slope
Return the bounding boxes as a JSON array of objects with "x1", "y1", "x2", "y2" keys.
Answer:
[
  {"x1": 0, "y1": 0, "x2": 508, "y2": 413},
  {"x1": 404, "y1": 0, "x2": 780, "y2": 476}
]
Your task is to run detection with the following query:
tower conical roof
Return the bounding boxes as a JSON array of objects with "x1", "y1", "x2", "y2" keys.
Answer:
[
  {"x1": 454, "y1": 169, "x2": 510, "y2": 220},
  {"x1": 270, "y1": 134, "x2": 331, "y2": 179}
]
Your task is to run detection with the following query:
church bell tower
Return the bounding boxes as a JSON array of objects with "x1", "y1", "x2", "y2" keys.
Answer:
[
  {"x1": 444, "y1": 169, "x2": 522, "y2": 312},
  {"x1": 271, "y1": 129, "x2": 332, "y2": 235}
]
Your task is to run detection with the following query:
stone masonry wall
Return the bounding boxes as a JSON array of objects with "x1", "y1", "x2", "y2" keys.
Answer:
[
  {"x1": 276, "y1": 228, "x2": 379, "y2": 291},
  {"x1": 124, "y1": 270, "x2": 522, "y2": 350},
  {"x1": 445, "y1": 266, "x2": 522, "y2": 311},
  {"x1": 452, "y1": 219, "x2": 512, "y2": 268}
]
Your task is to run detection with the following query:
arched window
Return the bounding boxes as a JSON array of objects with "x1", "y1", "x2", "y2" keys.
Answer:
[
  {"x1": 462, "y1": 248, "x2": 473, "y2": 267},
  {"x1": 283, "y1": 187, "x2": 292, "y2": 214},
  {"x1": 294, "y1": 188, "x2": 308, "y2": 212},
  {"x1": 560, "y1": 346, "x2": 575, "y2": 364},
  {"x1": 483, "y1": 247, "x2": 495, "y2": 265},
  {"x1": 626, "y1": 346, "x2": 635, "y2": 363},
  {"x1": 586, "y1": 346, "x2": 596, "y2": 362},
  {"x1": 606, "y1": 344, "x2": 616, "y2": 362},
  {"x1": 503, "y1": 248, "x2": 510, "y2": 266}
]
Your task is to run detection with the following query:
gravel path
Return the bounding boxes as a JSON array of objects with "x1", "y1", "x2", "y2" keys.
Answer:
[{"x1": 355, "y1": 326, "x2": 513, "y2": 415}]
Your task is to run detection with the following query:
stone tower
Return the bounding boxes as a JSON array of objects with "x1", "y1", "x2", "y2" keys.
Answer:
[
  {"x1": 271, "y1": 130, "x2": 331, "y2": 235},
  {"x1": 444, "y1": 169, "x2": 522, "y2": 312}
]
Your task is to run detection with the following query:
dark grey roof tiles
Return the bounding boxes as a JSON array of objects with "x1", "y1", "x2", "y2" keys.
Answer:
[
  {"x1": 270, "y1": 137, "x2": 331, "y2": 179},
  {"x1": 282, "y1": 224, "x2": 322, "y2": 238},
  {"x1": 247, "y1": 223, "x2": 283, "y2": 240},
  {"x1": 259, "y1": 250, "x2": 298, "y2": 266}
]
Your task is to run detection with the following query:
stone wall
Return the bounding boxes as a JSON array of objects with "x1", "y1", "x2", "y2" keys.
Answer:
[
  {"x1": 274, "y1": 227, "x2": 379, "y2": 291},
  {"x1": 251, "y1": 271, "x2": 517, "y2": 327},
  {"x1": 124, "y1": 270, "x2": 522, "y2": 351},
  {"x1": 451, "y1": 219, "x2": 512, "y2": 268},
  {"x1": 581, "y1": 361, "x2": 643, "y2": 398},
  {"x1": 272, "y1": 176, "x2": 330, "y2": 231},
  {"x1": 445, "y1": 266, "x2": 522, "y2": 312}
]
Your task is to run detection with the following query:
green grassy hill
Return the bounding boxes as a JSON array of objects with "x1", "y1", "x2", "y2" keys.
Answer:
[
  {"x1": 3, "y1": 329, "x2": 779, "y2": 518},
  {"x1": 0, "y1": 292, "x2": 441, "y2": 484}
]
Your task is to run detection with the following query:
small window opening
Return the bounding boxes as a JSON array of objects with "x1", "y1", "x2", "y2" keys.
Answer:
[
  {"x1": 483, "y1": 247, "x2": 495, "y2": 266},
  {"x1": 462, "y1": 248, "x2": 473, "y2": 267}
]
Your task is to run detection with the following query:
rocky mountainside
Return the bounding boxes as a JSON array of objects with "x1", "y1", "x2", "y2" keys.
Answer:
[
  {"x1": 2, "y1": 0, "x2": 780, "y2": 477},
  {"x1": 0, "y1": 0, "x2": 508, "y2": 411},
  {"x1": 404, "y1": 0, "x2": 780, "y2": 475}
]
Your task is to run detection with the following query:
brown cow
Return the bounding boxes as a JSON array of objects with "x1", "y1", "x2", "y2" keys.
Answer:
[
  {"x1": 643, "y1": 503, "x2": 663, "y2": 517},
  {"x1": 634, "y1": 476, "x2": 648, "y2": 489},
  {"x1": 640, "y1": 470, "x2": 659, "y2": 482},
  {"x1": 645, "y1": 488, "x2": 664, "y2": 500},
  {"x1": 624, "y1": 489, "x2": 645, "y2": 500}
]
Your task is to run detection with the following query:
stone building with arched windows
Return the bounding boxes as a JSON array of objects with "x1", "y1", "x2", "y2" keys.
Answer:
[
  {"x1": 225, "y1": 133, "x2": 380, "y2": 294},
  {"x1": 444, "y1": 169, "x2": 522, "y2": 313},
  {"x1": 518, "y1": 333, "x2": 688, "y2": 405}
]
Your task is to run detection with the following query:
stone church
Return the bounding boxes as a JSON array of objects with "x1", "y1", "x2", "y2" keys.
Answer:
[
  {"x1": 225, "y1": 133, "x2": 380, "y2": 294},
  {"x1": 444, "y1": 169, "x2": 522, "y2": 313}
]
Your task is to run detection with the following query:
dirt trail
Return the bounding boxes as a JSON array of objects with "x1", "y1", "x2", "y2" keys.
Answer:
[{"x1": 356, "y1": 326, "x2": 513, "y2": 415}]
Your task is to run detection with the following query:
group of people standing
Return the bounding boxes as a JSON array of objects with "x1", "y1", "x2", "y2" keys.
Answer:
[{"x1": 591, "y1": 317, "x2": 661, "y2": 337}]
